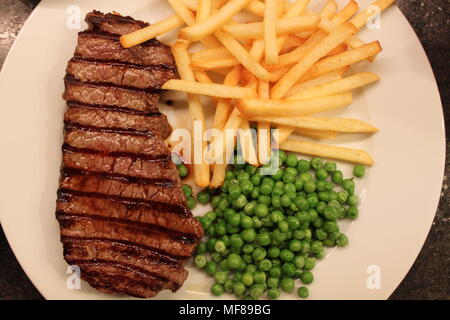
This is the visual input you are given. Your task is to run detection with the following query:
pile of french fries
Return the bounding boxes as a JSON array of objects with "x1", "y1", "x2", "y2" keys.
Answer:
[{"x1": 120, "y1": 0, "x2": 396, "y2": 188}]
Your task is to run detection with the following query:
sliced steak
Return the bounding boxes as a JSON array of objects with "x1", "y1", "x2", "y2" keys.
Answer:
[
  {"x1": 56, "y1": 193, "x2": 202, "y2": 238},
  {"x1": 63, "y1": 76, "x2": 160, "y2": 112},
  {"x1": 62, "y1": 152, "x2": 178, "y2": 181},
  {"x1": 66, "y1": 58, "x2": 175, "y2": 90},
  {"x1": 85, "y1": 11, "x2": 148, "y2": 36},
  {"x1": 64, "y1": 104, "x2": 172, "y2": 138},
  {"x1": 75, "y1": 32, "x2": 175, "y2": 67},
  {"x1": 56, "y1": 11, "x2": 202, "y2": 298}
]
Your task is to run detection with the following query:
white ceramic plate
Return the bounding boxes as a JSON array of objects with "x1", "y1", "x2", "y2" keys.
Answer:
[{"x1": 0, "y1": 0, "x2": 445, "y2": 300}]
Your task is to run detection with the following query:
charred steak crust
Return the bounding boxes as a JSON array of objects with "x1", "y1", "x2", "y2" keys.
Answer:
[{"x1": 56, "y1": 11, "x2": 201, "y2": 298}]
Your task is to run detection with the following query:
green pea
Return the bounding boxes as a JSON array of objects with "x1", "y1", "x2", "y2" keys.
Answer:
[
  {"x1": 278, "y1": 220, "x2": 289, "y2": 233},
  {"x1": 297, "y1": 159, "x2": 310, "y2": 173},
  {"x1": 272, "y1": 229, "x2": 286, "y2": 242},
  {"x1": 293, "y1": 255, "x2": 305, "y2": 269},
  {"x1": 214, "y1": 240, "x2": 227, "y2": 253},
  {"x1": 342, "y1": 178, "x2": 355, "y2": 192},
  {"x1": 250, "y1": 187, "x2": 260, "y2": 199},
  {"x1": 310, "y1": 157, "x2": 322, "y2": 170},
  {"x1": 255, "y1": 203, "x2": 269, "y2": 217},
  {"x1": 242, "y1": 272, "x2": 254, "y2": 287},
  {"x1": 316, "y1": 180, "x2": 327, "y2": 192},
  {"x1": 252, "y1": 216, "x2": 263, "y2": 228},
  {"x1": 258, "y1": 259, "x2": 272, "y2": 272},
  {"x1": 297, "y1": 286, "x2": 309, "y2": 298},
  {"x1": 271, "y1": 196, "x2": 282, "y2": 208},
  {"x1": 194, "y1": 255, "x2": 207, "y2": 268},
  {"x1": 227, "y1": 253, "x2": 242, "y2": 269},
  {"x1": 218, "y1": 198, "x2": 229, "y2": 211},
  {"x1": 282, "y1": 172, "x2": 296, "y2": 184},
  {"x1": 299, "y1": 172, "x2": 313, "y2": 182},
  {"x1": 286, "y1": 216, "x2": 300, "y2": 230},
  {"x1": 269, "y1": 266, "x2": 281, "y2": 278},
  {"x1": 256, "y1": 232, "x2": 271, "y2": 246},
  {"x1": 243, "y1": 201, "x2": 256, "y2": 216},
  {"x1": 289, "y1": 239, "x2": 302, "y2": 252},
  {"x1": 252, "y1": 247, "x2": 267, "y2": 261},
  {"x1": 246, "y1": 264, "x2": 257, "y2": 273},
  {"x1": 268, "y1": 288, "x2": 280, "y2": 300},
  {"x1": 177, "y1": 164, "x2": 189, "y2": 178},
  {"x1": 251, "y1": 174, "x2": 262, "y2": 186},
  {"x1": 281, "y1": 194, "x2": 293, "y2": 207},
  {"x1": 267, "y1": 277, "x2": 279, "y2": 289},
  {"x1": 324, "y1": 162, "x2": 337, "y2": 172},
  {"x1": 277, "y1": 150, "x2": 287, "y2": 163},
  {"x1": 225, "y1": 170, "x2": 235, "y2": 180},
  {"x1": 228, "y1": 184, "x2": 242, "y2": 200},
  {"x1": 214, "y1": 271, "x2": 228, "y2": 284},
  {"x1": 332, "y1": 170, "x2": 344, "y2": 185},
  {"x1": 260, "y1": 183, "x2": 273, "y2": 195},
  {"x1": 301, "y1": 271, "x2": 314, "y2": 284},
  {"x1": 324, "y1": 221, "x2": 339, "y2": 233},
  {"x1": 262, "y1": 177, "x2": 275, "y2": 186},
  {"x1": 285, "y1": 167, "x2": 298, "y2": 176},
  {"x1": 304, "y1": 181, "x2": 317, "y2": 193},
  {"x1": 270, "y1": 210, "x2": 284, "y2": 223},
  {"x1": 240, "y1": 215, "x2": 254, "y2": 229},
  {"x1": 280, "y1": 277, "x2": 295, "y2": 293},
  {"x1": 281, "y1": 262, "x2": 296, "y2": 277},
  {"x1": 257, "y1": 195, "x2": 272, "y2": 206},
  {"x1": 224, "y1": 279, "x2": 234, "y2": 293},
  {"x1": 268, "y1": 246, "x2": 280, "y2": 259},
  {"x1": 347, "y1": 206, "x2": 359, "y2": 219},
  {"x1": 242, "y1": 244, "x2": 254, "y2": 254},
  {"x1": 336, "y1": 233, "x2": 349, "y2": 247},
  {"x1": 241, "y1": 229, "x2": 257, "y2": 242},
  {"x1": 230, "y1": 234, "x2": 244, "y2": 249},
  {"x1": 253, "y1": 271, "x2": 266, "y2": 284},
  {"x1": 315, "y1": 168, "x2": 328, "y2": 180},
  {"x1": 304, "y1": 257, "x2": 315, "y2": 270},
  {"x1": 186, "y1": 197, "x2": 196, "y2": 209},
  {"x1": 211, "y1": 283, "x2": 224, "y2": 296},
  {"x1": 347, "y1": 194, "x2": 359, "y2": 206},
  {"x1": 197, "y1": 191, "x2": 210, "y2": 204},
  {"x1": 294, "y1": 179, "x2": 304, "y2": 191},
  {"x1": 293, "y1": 229, "x2": 306, "y2": 240},
  {"x1": 233, "y1": 281, "x2": 246, "y2": 295},
  {"x1": 286, "y1": 154, "x2": 298, "y2": 167},
  {"x1": 249, "y1": 284, "x2": 265, "y2": 299},
  {"x1": 280, "y1": 249, "x2": 294, "y2": 262},
  {"x1": 324, "y1": 205, "x2": 338, "y2": 221},
  {"x1": 182, "y1": 184, "x2": 193, "y2": 197},
  {"x1": 241, "y1": 180, "x2": 254, "y2": 195},
  {"x1": 271, "y1": 186, "x2": 284, "y2": 197},
  {"x1": 314, "y1": 228, "x2": 328, "y2": 241},
  {"x1": 205, "y1": 261, "x2": 217, "y2": 275},
  {"x1": 353, "y1": 165, "x2": 365, "y2": 178}
]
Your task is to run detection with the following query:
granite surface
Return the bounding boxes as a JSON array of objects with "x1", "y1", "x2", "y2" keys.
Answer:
[{"x1": 0, "y1": 0, "x2": 448, "y2": 300}]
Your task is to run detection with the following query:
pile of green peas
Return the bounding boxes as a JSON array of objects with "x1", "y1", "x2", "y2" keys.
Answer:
[{"x1": 182, "y1": 152, "x2": 365, "y2": 299}]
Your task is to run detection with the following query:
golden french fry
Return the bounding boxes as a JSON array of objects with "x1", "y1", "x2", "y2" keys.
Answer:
[
  {"x1": 171, "y1": 41, "x2": 210, "y2": 187},
  {"x1": 351, "y1": 0, "x2": 396, "y2": 29},
  {"x1": 196, "y1": 0, "x2": 211, "y2": 22},
  {"x1": 249, "y1": 39, "x2": 265, "y2": 61},
  {"x1": 326, "y1": 43, "x2": 348, "y2": 57},
  {"x1": 245, "y1": 0, "x2": 265, "y2": 16},
  {"x1": 210, "y1": 108, "x2": 243, "y2": 187},
  {"x1": 191, "y1": 57, "x2": 240, "y2": 70},
  {"x1": 162, "y1": 79, "x2": 255, "y2": 98},
  {"x1": 222, "y1": 16, "x2": 320, "y2": 40},
  {"x1": 271, "y1": 23, "x2": 358, "y2": 99},
  {"x1": 279, "y1": 35, "x2": 305, "y2": 54},
  {"x1": 191, "y1": 47, "x2": 233, "y2": 63},
  {"x1": 288, "y1": 72, "x2": 380, "y2": 100},
  {"x1": 264, "y1": 0, "x2": 278, "y2": 64},
  {"x1": 239, "y1": 120, "x2": 259, "y2": 165},
  {"x1": 238, "y1": 93, "x2": 352, "y2": 117},
  {"x1": 193, "y1": 70, "x2": 221, "y2": 102},
  {"x1": 301, "y1": 41, "x2": 382, "y2": 81},
  {"x1": 213, "y1": 65, "x2": 242, "y2": 130},
  {"x1": 274, "y1": 126, "x2": 295, "y2": 145},
  {"x1": 286, "y1": 67, "x2": 349, "y2": 96},
  {"x1": 215, "y1": 30, "x2": 271, "y2": 80},
  {"x1": 280, "y1": 139, "x2": 374, "y2": 165},
  {"x1": 120, "y1": 15, "x2": 184, "y2": 48},
  {"x1": 180, "y1": 0, "x2": 251, "y2": 41},
  {"x1": 320, "y1": 0, "x2": 338, "y2": 20},
  {"x1": 330, "y1": 0, "x2": 359, "y2": 25},
  {"x1": 294, "y1": 128, "x2": 338, "y2": 139},
  {"x1": 256, "y1": 80, "x2": 272, "y2": 164},
  {"x1": 249, "y1": 115, "x2": 379, "y2": 133}
]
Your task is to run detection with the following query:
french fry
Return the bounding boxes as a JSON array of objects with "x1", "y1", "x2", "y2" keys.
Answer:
[
  {"x1": 249, "y1": 115, "x2": 379, "y2": 133},
  {"x1": 280, "y1": 35, "x2": 305, "y2": 54},
  {"x1": 193, "y1": 70, "x2": 221, "y2": 102},
  {"x1": 245, "y1": 0, "x2": 265, "y2": 16},
  {"x1": 320, "y1": 0, "x2": 338, "y2": 20},
  {"x1": 191, "y1": 57, "x2": 239, "y2": 70},
  {"x1": 274, "y1": 126, "x2": 295, "y2": 145},
  {"x1": 196, "y1": 0, "x2": 211, "y2": 22},
  {"x1": 294, "y1": 128, "x2": 338, "y2": 139},
  {"x1": 249, "y1": 39, "x2": 265, "y2": 61},
  {"x1": 213, "y1": 65, "x2": 242, "y2": 130},
  {"x1": 326, "y1": 43, "x2": 348, "y2": 57},
  {"x1": 238, "y1": 93, "x2": 353, "y2": 117},
  {"x1": 257, "y1": 80, "x2": 272, "y2": 164},
  {"x1": 180, "y1": 0, "x2": 251, "y2": 41},
  {"x1": 271, "y1": 23, "x2": 358, "y2": 99},
  {"x1": 215, "y1": 30, "x2": 271, "y2": 80},
  {"x1": 288, "y1": 72, "x2": 380, "y2": 100},
  {"x1": 171, "y1": 41, "x2": 210, "y2": 187},
  {"x1": 264, "y1": 0, "x2": 278, "y2": 64},
  {"x1": 280, "y1": 139, "x2": 374, "y2": 165},
  {"x1": 191, "y1": 47, "x2": 233, "y2": 63},
  {"x1": 350, "y1": 0, "x2": 396, "y2": 29},
  {"x1": 210, "y1": 108, "x2": 243, "y2": 187},
  {"x1": 162, "y1": 79, "x2": 255, "y2": 98},
  {"x1": 301, "y1": 41, "x2": 382, "y2": 81},
  {"x1": 239, "y1": 120, "x2": 259, "y2": 165},
  {"x1": 286, "y1": 67, "x2": 349, "y2": 96},
  {"x1": 120, "y1": 15, "x2": 184, "y2": 48},
  {"x1": 222, "y1": 16, "x2": 320, "y2": 40}
]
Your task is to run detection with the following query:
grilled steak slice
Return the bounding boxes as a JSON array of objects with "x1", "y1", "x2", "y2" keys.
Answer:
[
  {"x1": 75, "y1": 32, "x2": 175, "y2": 67},
  {"x1": 62, "y1": 152, "x2": 178, "y2": 181},
  {"x1": 56, "y1": 11, "x2": 201, "y2": 298},
  {"x1": 56, "y1": 193, "x2": 202, "y2": 238},
  {"x1": 66, "y1": 58, "x2": 175, "y2": 90},
  {"x1": 63, "y1": 76, "x2": 160, "y2": 112},
  {"x1": 64, "y1": 104, "x2": 172, "y2": 138},
  {"x1": 85, "y1": 11, "x2": 148, "y2": 36}
]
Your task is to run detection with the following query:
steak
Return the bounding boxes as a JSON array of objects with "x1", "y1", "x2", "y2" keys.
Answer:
[{"x1": 56, "y1": 11, "x2": 203, "y2": 298}]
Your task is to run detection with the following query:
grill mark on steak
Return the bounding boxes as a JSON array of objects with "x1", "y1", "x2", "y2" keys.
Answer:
[
  {"x1": 75, "y1": 32, "x2": 175, "y2": 67},
  {"x1": 66, "y1": 101, "x2": 161, "y2": 116},
  {"x1": 67, "y1": 58, "x2": 175, "y2": 89},
  {"x1": 56, "y1": 212, "x2": 197, "y2": 244},
  {"x1": 64, "y1": 130, "x2": 170, "y2": 158},
  {"x1": 62, "y1": 144, "x2": 171, "y2": 163},
  {"x1": 57, "y1": 215, "x2": 197, "y2": 257},
  {"x1": 56, "y1": 193, "x2": 202, "y2": 238},
  {"x1": 62, "y1": 151, "x2": 179, "y2": 181},
  {"x1": 61, "y1": 236, "x2": 186, "y2": 264},
  {"x1": 64, "y1": 105, "x2": 172, "y2": 139},
  {"x1": 63, "y1": 76, "x2": 160, "y2": 112},
  {"x1": 59, "y1": 172, "x2": 186, "y2": 207},
  {"x1": 61, "y1": 167, "x2": 176, "y2": 187},
  {"x1": 57, "y1": 189, "x2": 191, "y2": 217}
]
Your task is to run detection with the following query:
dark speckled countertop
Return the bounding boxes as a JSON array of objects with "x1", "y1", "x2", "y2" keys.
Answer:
[{"x1": 0, "y1": 0, "x2": 448, "y2": 300}]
